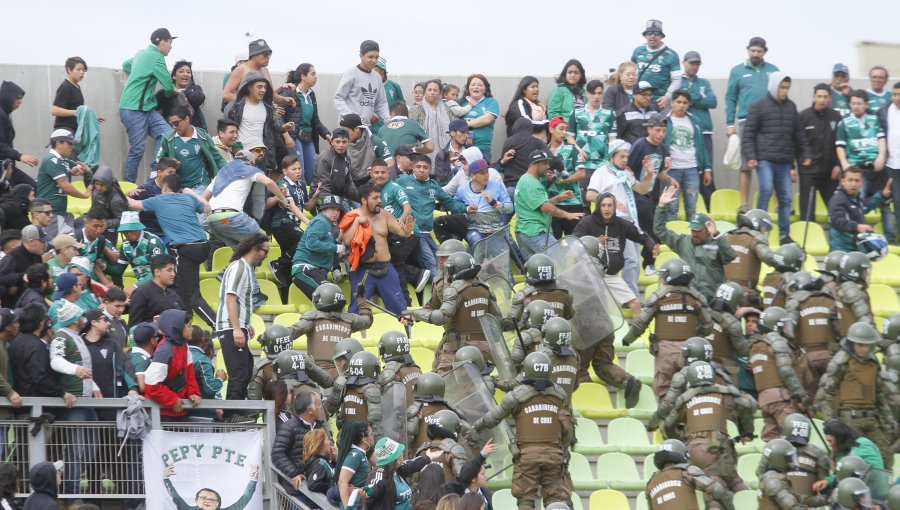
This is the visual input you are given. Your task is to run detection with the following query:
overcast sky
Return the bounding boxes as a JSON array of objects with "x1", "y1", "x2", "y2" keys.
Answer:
[{"x1": 4, "y1": 0, "x2": 899, "y2": 79}]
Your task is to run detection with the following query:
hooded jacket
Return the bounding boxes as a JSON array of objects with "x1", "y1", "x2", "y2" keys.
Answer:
[
  {"x1": 88, "y1": 166, "x2": 128, "y2": 233},
  {"x1": 741, "y1": 72, "x2": 811, "y2": 164},
  {"x1": 0, "y1": 81, "x2": 25, "y2": 161},
  {"x1": 828, "y1": 185, "x2": 885, "y2": 251},
  {"x1": 0, "y1": 183, "x2": 33, "y2": 230},
  {"x1": 225, "y1": 71, "x2": 282, "y2": 170},
  {"x1": 572, "y1": 193, "x2": 656, "y2": 275},
  {"x1": 497, "y1": 117, "x2": 551, "y2": 188},
  {"x1": 23, "y1": 461, "x2": 57, "y2": 510},
  {"x1": 144, "y1": 309, "x2": 199, "y2": 417}
]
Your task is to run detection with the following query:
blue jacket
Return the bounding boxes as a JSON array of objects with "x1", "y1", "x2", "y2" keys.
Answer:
[
  {"x1": 669, "y1": 76, "x2": 717, "y2": 134},
  {"x1": 665, "y1": 113, "x2": 711, "y2": 171},
  {"x1": 828, "y1": 185, "x2": 885, "y2": 251}
]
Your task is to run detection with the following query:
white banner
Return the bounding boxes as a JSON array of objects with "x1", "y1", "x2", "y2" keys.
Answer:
[{"x1": 143, "y1": 429, "x2": 263, "y2": 510}]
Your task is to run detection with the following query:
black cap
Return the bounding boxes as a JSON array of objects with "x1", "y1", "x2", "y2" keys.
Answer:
[
  {"x1": 643, "y1": 113, "x2": 668, "y2": 128},
  {"x1": 248, "y1": 39, "x2": 272, "y2": 57},
  {"x1": 747, "y1": 36, "x2": 767, "y2": 51},
  {"x1": 339, "y1": 114, "x2": 363, "y2": 129},
  {"x1": 131, "y1": 322, "x2": 160, "y2": 345},
  {"x1": 0, "y1": 308, "x2": 17, "y2": 329},
  {"x1": 150, "y1": 28, "x2": 177, "y2": 45},
  {"x1": 683, "y1": 51, "x2": 702, "y2": 64},
  {"x1": 529, "y1": 149, "x2": 550, "y2": 164},
  {"x1": 82, "y1": 308, "x2": 106, "y2": 324},
  {"x1": 395, "y1": 144, "x2": 416, "y2": 157},
  {"x1": 320, "y1": 195, "x2": 343, "y2": 210},
  {"x1": 360, "y1": 40, "x2": 380, "y2": 54},
  {"x1": 330, "y1": 127, "x2": 350, "y2": 140},
  {"x1": 448, "y1": 119, "x2": 470, "y2": 133}
]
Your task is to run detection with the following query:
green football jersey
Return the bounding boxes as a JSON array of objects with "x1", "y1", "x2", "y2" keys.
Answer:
[
  {"x1": 631, "y1": 44, "x2": 680, "y2": 99},
  {"x1": 568, "y1": 107, "x2": 616, "y2": 170},
  {"x1": 836, "y1": 114, "x2": 884, "y2": 165}
]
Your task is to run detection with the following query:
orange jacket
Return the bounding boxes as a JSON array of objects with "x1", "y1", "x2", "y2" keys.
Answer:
[{"x1": 338, "y1": 211, "x2": 373, "y2": 271}]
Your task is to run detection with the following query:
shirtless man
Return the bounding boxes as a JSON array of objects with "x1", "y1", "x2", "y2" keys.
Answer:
[
  {"x1": 221, "y1": 38, "x2": 295, "y2": 107},
  {"x1": 342, "y1": 182, "x2": 415, "y2": 315}
]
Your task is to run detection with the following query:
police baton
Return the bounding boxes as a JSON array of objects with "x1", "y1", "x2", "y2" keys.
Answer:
[
  {"x1": 511, "y1": 318, "x2": 530, "y2": 362},
  {"x1": 485, "y1": 463, "x2": 514, "y2": 481},
  {"x1": 802, "y1": 408, "x2": 831, "y2": 455},
  {"x1": 365, "y1": 299, "x2": 413, "y2": 339}
]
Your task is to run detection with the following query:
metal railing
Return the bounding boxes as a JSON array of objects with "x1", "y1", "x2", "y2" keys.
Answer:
[
  {"x1": 0, "y1": 396, "x2": 276, "y2": 503},
  {"x1": 270, "y1": 464, "x2": 340, "y2": 510}
]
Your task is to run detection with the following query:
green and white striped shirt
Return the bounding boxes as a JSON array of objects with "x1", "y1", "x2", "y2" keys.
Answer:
[{"x1": 216, "y1": 258, "x2": 255, "y2": 331}]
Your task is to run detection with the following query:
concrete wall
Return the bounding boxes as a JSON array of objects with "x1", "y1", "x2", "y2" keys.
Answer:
[{"x1": 2, "y1": 64, "x2": 868, "y2": 194}]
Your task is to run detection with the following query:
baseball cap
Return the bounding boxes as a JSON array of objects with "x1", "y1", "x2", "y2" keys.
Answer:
[
  {"x1": 747, "y1": 36, "x2": 768, "y2": 50},
  {"x1": 248, "y1": 39, "x2": 272, "y2": 58},
  {"x1": 319, "y1": 195, "x2": 343, "y2": 210},
  {"x1": 832, "y1": 63, "x2": 850, "y2": 75},
  {"x1": 82, "y1": 308, "x2": 106, "y2": 324},
  {"x1": 468, "y1": 160, "x2": 489, "y2": 173},
  {"x1": 642, "y1": 19, "x2": 665, "y2": 36},
  {"x1": 131, "y1": 322, "x2": 160, "y2": 346},
  {"x1": 459, "y1": 146, "x2": 483, "y2": 164},
  {"x1": 53, "y1": 273, "x2": 79, "y2": 300},
  {"x1": 359, "y1": 40, "x2": 380, "y2": 54},
  {"x1": 0, "y1": 308, "x2": 17, "y2": 329},
  {"x1": 21, "y1": 225, "x2": 46, "y2": 242},
  {"x1": 234, "y1": 149, "x2": 259, "y2": 164},
  {"x1": 339, "y1": 114, "x2": 363, "y2": 129},
  {"x1": 395, "y1": 144, "x2": 416, "y2": 157},
  {"x1": 376, "y1": 56, "x2": 387, "y2": 71},
  {"x1": 448, "y1": 119, "x2": 470, "y2": 133},
  {"x1": 51, "y1": 234, "x2": 84, "y2": 251},
  {"x1": 643, "y1": 113, "x2": 668, "y2": 128},
  {"x1": 150, "y1": 28, "x2": 177, "y2": 45},
  {"x1": 529, "y1": 149, "x2": 551, "y2": 164},
  {"x1": 684, "y1": 51, "x2": 702, "y2": 64},
  {"x1": 67, "y1": 256, "x2": 92, "y2": 276},
  {"x1": 688, "y1": 213, "x2": 712, "y2": 231},
  {"x1": 47, "y1": 129, "x2": 74, "y2": 146},
  {"x1": 636, "y1": 81, "x2": 657, "y2": 93},
  {"x1": 548, "y1": 116, "x2": 567, "y2": 130}
]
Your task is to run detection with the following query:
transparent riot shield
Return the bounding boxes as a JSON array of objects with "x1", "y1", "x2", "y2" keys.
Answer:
[
  {"x1": 864, "y1": 466, "x2": 892, "y2": 505},
  {"x1": 479, "y1": 314, "x2": 517, "y2": 383},
  {"x1": 483, "y1": 275, "x2": 513, "y2": 317},
  {"x1": 472, "y1": 227, "x2": 512, "y2": 285},
  {"x1": 381, "y1": 381, "x2": 409, "y2": 448},
  {"x1": 443, "y1": 362, "x2": 514, "y2": 451},
  {"x1": 541, "y1": 238, "x2": 624, "y2": 348}
]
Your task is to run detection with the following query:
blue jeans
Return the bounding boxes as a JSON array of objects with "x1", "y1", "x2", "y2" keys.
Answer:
[
  {"x1": 466, "y1": 230, "x2": 490, "y2": 248},
  {"x1": 349, "y1": 264, "x2": 406, "y2": 315},
  {"x1": 417, "y1": 234, "x2": 439, "y2": 278},
  {"x1": 120, "y1": 108, "x2": 169, "y2": 183},
  {"x1": 622, "y1": 240, "x2": 641, "y2": 298},
  {"x1": 515, "y1": 231, "x2": 554, "y2": 260},
  {"x1": 665, "y1": 167, "x2": 700, "y2": 221},
  {"x1": 864, "y1": 167, "x2": 895, "y2": 242},
  {"x1": 756, "y1": 160, "x2": 794, "y2": 237},
  {"x1": 295, "y1": 139, "x2": 318, "y2": 185},
  {"x1": 56, "y1": 407, "x2": 99, "y2": 496},
  {"x1": 889, "y1": 167, "x2": 900, "y2": 243},
  {"x1": 207, "y1": 212, "x2": 263, "y2": 247}
]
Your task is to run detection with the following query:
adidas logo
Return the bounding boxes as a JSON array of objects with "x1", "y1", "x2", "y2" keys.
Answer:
[{"x1": 359, "y1": 84, "x2": 376, "y2": 107}]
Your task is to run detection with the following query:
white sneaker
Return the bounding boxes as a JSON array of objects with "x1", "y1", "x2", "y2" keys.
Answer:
[
  {"x1": 414, "y1": 270, "x2": 432, "y2": 292},
  {"x1": 644, "y1": 265, "x2": 658, "y2": 276}
]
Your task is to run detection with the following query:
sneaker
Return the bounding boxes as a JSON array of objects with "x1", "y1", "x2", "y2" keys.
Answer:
[
  {"x1": 643, "y1": 264, "x2": 658, "y2": 276},
  {"x1": 252, "y1": 292, "x2": 269, "y2": 309},
  {"x1": 268, "y1": 260, "x2": 287, "y2": 286},
  {"x1": 414, "y1": 269, "x2": 432, "y2": 293},
  {"x1": 780, "y1": 236, "x2": 796, "y2": 245},
  {"x1": 624, "y1": 377, "x2": 642, "y2": 409}
]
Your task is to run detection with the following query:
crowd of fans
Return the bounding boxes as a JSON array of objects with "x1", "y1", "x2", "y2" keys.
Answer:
[{"x1": 1, "y1": 18, "x2": 900, "y2": 510}]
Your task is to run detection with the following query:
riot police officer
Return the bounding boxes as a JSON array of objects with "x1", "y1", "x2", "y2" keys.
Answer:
[
  {"x1": 510, "y1": 299, "x2": 556, "y2": 366},
  {"x1": 835, "y1": 252, "x2": 875, "y2": 337},
  {"x1": 760, "y1": 243, "x2": 805, "y2": 309},
  {"x1": 724, "y1": 208, "x2": 777, "y2": 308},
  {"x1": 406, "y1": 372, "x2": 469, "y2": 453},
  {"x1": 376, "y1": 330, "x2": 422, "y2": 405},
  {"x1": 749, "y1": 306, "x2": 808, "y2": 441},
  {"x1": 784, "y1": 270, "x2": 840, "y2": 398},
  {"x1": 835, "y1": 477, "x2": 875, "y2": 510},
  {"x1": 404, "y1": 252, "x2": 501, "y2": 374},
  {"x1": 757, "y1": 438, "x2": 808, "y2": 510},
  {"x1": 663, "y1": 361, "x2": 756, "y2": 495},
  {"x1": 707, "y1": 281, "x2": 751, "y2": 380},
  {"x1": 424, "y1": 239, "x2": 469, "y2": 310},
  {"x1": 820, "y1": 250, "x2": 847, "y2": 294},
  {"x1": 454, "y1": 345, "x2": 516, "y2": 395},
  {"x1": 817, "y1": 322, "x2": 897, "y2": 467},
  {"x1": 247, "y1": 324, "x2": 294, "y2": 401},
  {"x1": 501, "y1": 253, "x2": 574, "y2": 331},
  {"x1": 623, "y1": 257, "x2": 713, "y2": 400},
  {"x1": 332, "y1": 337, "x2": 363, "y2": 376},
  {"x1": 272, "y1": 349, "x2": 333, "y2": 401},
  {"x1": 887, "y1": 483, "x2": 900, "y2": 510},
  {"x1": 415, "y1": 409, "x2": 468, "y2": 483},
  {"x1": 289, "y1": 282, "x2": 373, "y2": 379},
  {"x1": 325, "y1": 350, "x2": 384, "y2": 435},
  {"x1": 474, "y1": 352, "x2": 571, "y2": 510},
  {"x1": 756, "y1": 413, "x2": 829, "y2": 507},
  {"x1": 644, "y1": 439, "x2": 734, "y2": 510}
]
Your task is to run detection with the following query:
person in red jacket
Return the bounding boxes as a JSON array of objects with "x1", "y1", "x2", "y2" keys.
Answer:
[{"x1": 144, "y1": 309, "x2": 201, "y2": 419}]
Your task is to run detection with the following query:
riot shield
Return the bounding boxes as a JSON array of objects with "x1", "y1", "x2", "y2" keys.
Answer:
[
  {"x1": 472, "y1": 227, "x2": 512, "y2": 285},
  {"x1": 381, "y1": 381, "x2": 409, "y2": 448},
  {"x1": 443, "y1": 362, "x2": 514, "y2": 451},
  {"x1": 483, "y1": 275, "x2": 513, "y2": 317},
  {"x1": 541, "y1": 238, "x2": 625, "y2": 348},
  {"x1": 479, "y1": 314, "x2": 517, "y2": 383},
  {"x1": 864, "y1": 466, "x2": 892, "y2": 505}
]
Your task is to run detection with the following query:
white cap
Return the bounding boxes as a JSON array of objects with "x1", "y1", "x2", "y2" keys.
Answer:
[{"x1": 459, "y1": 146, "x2": 483, "y2": 164}]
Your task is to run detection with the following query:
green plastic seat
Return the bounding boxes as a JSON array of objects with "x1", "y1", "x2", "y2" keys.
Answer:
[
  {"x1": 790, "y1": 222, "x2": 830, "y2": 256},
  {"x1": 872, "y1": 253, "x2": 900, "y2": 287},
  {"x1": 412, "y1": 322, "x2": 445, "y2": 349},
  {"x1": 625, "y1": 349, "x2": 654, "y2": 386},
  {"x1": 624, "y1": 384, "x2": 659, "y2": 421},
  {"x1": 485, "y1": 454, "x2": 512, "y2": 490},
  {"x1": 572, "y1": 383, "x2": 626, "y2": 419},
  {"x1": 868, "y1": 283, "x2": 900, "y2": 318},
  {"x1": 715, "y1": 220, "x2": 737, "y2": 234},
  {"x1": 642, "y1": 453, "x2": 658, "y2": 481},
  {"x1": 677, "y1": 193, "x2": 708, "y2": 221},
  {"x1": 573, "y1": 417, "x2": 607, "y2": 455},
  {"x1": 605, "y1": 417, "x2": 657, "y2": 455},
  {"x1": 594, "y1": 451, "x2": 644, "y2": 490},
  {"x1": 727, "y1": 420, "x2": 765, "y2": 455},
  {"x1": 199, "y1": 279, "x2": 221, "y2": 311},
  {"x1": 287, "y1": 284, "x2": 313, "y2": 313},
  {"x1": 360, "y1": 313, "x2": 406, "y2": 347},
  {"x1": 409, "y1": 347, "x2": 435, "y2": 372},
  {"x1": 491, "y1": 489, "x2": 517, "y2": 509},
  {"x1": 793, "y1": 191, "x2": 829, "y2": 223},
  {"x1": 255, "y1": 279, "x2": 296, "y2": 315},
  {"x1": 709, "y1": 189, "x2": 741, "y2": 221},
  {"x1": 569, "y1": 452, "x2": 604, "y2": 490},
  {"x1": 737, "y1": 452, "x2": 762, "y2": 489},
  {"x1": 734, "y1": 489, "x2": 759, "y2": 510},
  {"x1": 212, "y1": 247, "x2": 234, "y2": 272}
]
